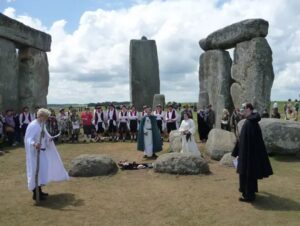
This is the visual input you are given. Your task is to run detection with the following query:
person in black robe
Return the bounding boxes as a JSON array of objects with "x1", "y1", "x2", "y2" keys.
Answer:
[
  {"x1": 232, "y1": 103, "x2": 273, "y2": 202},
  {"x1": 197, "y1": 109, "x2": 209, "y2": 142}
]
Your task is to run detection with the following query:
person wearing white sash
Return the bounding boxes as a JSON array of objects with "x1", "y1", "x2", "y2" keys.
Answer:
[
  {"x1": 93, "y1": 105, "x2": 106, "y2": 142},
  {"x1": 178, "y1": 112, "x2": 200, "y2": 155},
  {"x1": 153, "y1": 104, "x2": 165, "y2": 136},
  {"x1": 107, "y1": 104, "x2": 118, "y2": 141},
  {"x1": 24, "y1": 108, "x2": 69, "y2": 201},
  {"x1": 165, "y1": 104, "x2": 178, "y2": 134},
  {"x1": 19, "y1": 106, "x2": 33, "y2": 141},
  {"x1": 118, "y1": 105, "x2": 129, "y2": 142},
  {"x1": 128, "y1": 105, "x2": 139, "y2": 142}
]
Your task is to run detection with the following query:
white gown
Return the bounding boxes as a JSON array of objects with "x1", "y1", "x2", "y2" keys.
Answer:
[
  {"x1": 24, "y1": 119, "x2": 69, "y2": 191},
  {"x1": 178, "y1": 119, "x2": 200, "y2": 155},
  {"x1": 143, "y1": 117, "x2": 153, "y2": 157}
]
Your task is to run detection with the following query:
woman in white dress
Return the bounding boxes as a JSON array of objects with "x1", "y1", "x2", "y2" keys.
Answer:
[{"x1": 178, "y1": 112, "x2": 200, "y2": 155}]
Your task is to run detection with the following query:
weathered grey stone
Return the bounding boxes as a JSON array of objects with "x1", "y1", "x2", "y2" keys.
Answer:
[
  {"x1": 69, "y1": 154, "x2": 118, "y2": 177},
  {"x1": 152, "y1": 94, "x2": 165, "y2": 110},
  {"x1": 238, "y1": 119, "x2": 300, "y2": 154},
  {"x1": 199, "y1": 19, "x2": 268, "y2": 51},
  {"x1": 169, "y1": 130, "x2": 182, "y2": 153},
  {"x1": 153, "y1": 153, "x2": 210, "y2": 175},
  {"x1": 198, "y1": 91, "x2": 209, "y2": 110},
  {"x1": 0, "y1": 37, "x2": 18, "y2": 111},
  {"x1": 0, "y1": 13, "x2": 51, "y2": 51},
  {"x1": 18, "y1": 47, "x2": 49, "y2": 110},
  {"x1": 0, "y1": 94, "x2": 2, "y2": 112},
  {"x1": 220, "y1": 153, "x2": 235, "y2": 167},
  {"x1": 198, "y1": 50, "x2": 234, "y2": 127},
  {"x1": 130, "y1": 37, "x2": 160, "y2": 111},
  {"x1": 231, "y1": 37, "x2": 274, "y2": 114},
  {"x1": 206, "y1": 129, "x2": 237, "y2": 160}
]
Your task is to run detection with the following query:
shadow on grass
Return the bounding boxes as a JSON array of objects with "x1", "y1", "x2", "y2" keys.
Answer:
[
  {"x1": 271, "y1": 155, "x2": 300, "y2": 162},
  {"x1": 38, "y1": 193, "x2": 85, "y2": 210},
  {"x1": 253, "y1": 192, "x2": 300, "y2": 211}
]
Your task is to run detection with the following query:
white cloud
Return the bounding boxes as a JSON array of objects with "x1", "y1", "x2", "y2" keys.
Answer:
[
  {"x1": 3, "y1": 7, "x2": 47, "y2": 31},
  {"x1": 2, "y1": 0, "x2": 300, "y2": 104},
  {"x1": 273, "y1": 62, "x2": 300, "y2": 99}
]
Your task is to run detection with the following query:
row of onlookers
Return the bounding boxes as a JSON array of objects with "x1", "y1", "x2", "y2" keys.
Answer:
[{"x1": 0, "y1": 100, "x2": 298, "y2": 153}]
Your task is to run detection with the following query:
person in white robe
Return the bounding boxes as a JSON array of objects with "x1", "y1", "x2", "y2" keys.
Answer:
[
  {"x1": 25, "y1": 108, "x2": 69, "y2": 201},
  {"x1": 178, "y1": 112, "x2": 201, "y2": 155},
  {"x1": 137, "y1": 106, "x2": 162, "y2": 159}
]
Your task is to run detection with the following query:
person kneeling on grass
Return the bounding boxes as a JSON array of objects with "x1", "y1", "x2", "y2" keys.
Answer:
[
  {"x1": 24, "y1": 108, "x2": 69, "y2": 201},
  {"x1": 137, "y1": 106, "x2": 162, "y2": 159}
]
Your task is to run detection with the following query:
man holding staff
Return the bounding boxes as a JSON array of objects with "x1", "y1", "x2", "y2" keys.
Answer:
[{"x1": 24, "y1": 108, "x2": 69, "y2": 202}]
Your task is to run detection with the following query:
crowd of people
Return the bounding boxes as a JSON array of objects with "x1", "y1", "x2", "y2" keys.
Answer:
[
  {"x1": 197, "y1": 100, "x2": 299, "y2": 142},
  {"x1": 0, "y1": 103, "x2": 192, "y2": 150},
  {"x1": 0, "y1": 99, "x2": 298, "y2": 153}
]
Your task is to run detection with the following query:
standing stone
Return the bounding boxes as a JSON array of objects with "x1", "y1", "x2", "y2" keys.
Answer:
[
  {"x1": 0, "y1": 37, "x2": 18, "y2": 111},
  {"x1": 152, "y1": 94, "x2": 165, "y2": 110},
  {"x1": 19, "y1": 47, "x2": 49, "y2": 110},
  {"x1": 199, "y1": 19, "x2": 268, "y2": 51},
  {"x1": 0, "y1": 94, "x2": 2, "y2": 112},
  {"x1": 130, "y1": 37, "x2": 160, "y2": 111},
  {"x1": 198, "y1": 91, "x2": 209, "y2": 110},
  {"x1": 231, "y1": 37, "x2": 274, "y2": 114},
  {"x1": 198, "y1": 50, "x2": 234, "y2": 127}
]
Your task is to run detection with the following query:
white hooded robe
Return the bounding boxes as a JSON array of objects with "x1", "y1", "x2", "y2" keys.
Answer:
[{"x1": 24, "y1": 119, "x2": 69, "y2": 191}]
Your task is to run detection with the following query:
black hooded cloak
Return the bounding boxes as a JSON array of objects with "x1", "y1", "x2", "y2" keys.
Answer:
[{"x1": 232, "y1": 113, "x2": 273, "y2": 196}]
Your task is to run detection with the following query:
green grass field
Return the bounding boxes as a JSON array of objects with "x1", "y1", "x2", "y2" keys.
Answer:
[{"x1": 0, "y1": 142, "x2": 299, "y2": 226}]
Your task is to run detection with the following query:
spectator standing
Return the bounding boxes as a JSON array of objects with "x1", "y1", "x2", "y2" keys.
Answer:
[
  {"x1": 19, "y1": 106, "x2": 33, "y2": 141},
  {"x1": 221, "y1": 109, "x2": 230, "y2": 131},
  {"x1": 205, "y1": 104, "x2": 216, "y2": 132},
  {"x1": 81, "y1": 107, "x2": 93, "y2": 142},
  {"x1": 197, "y1": 109, "x2": 209, "y2": 143},
  {"x1": 271, "y1": 103, "x2": 281, "y2": 119},
  {"x1": 5, "y1": 109, "x2": 16, "y2": 146}
]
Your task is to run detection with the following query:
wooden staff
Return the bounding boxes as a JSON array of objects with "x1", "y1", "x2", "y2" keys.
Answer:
[{"x1": 35, "y1": 122, "x2": 45, "y2": 204}]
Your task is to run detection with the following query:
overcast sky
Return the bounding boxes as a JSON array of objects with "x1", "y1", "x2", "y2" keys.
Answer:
[{"x1": 1, "y1": 0, "x2": 299, "y2": 104}]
